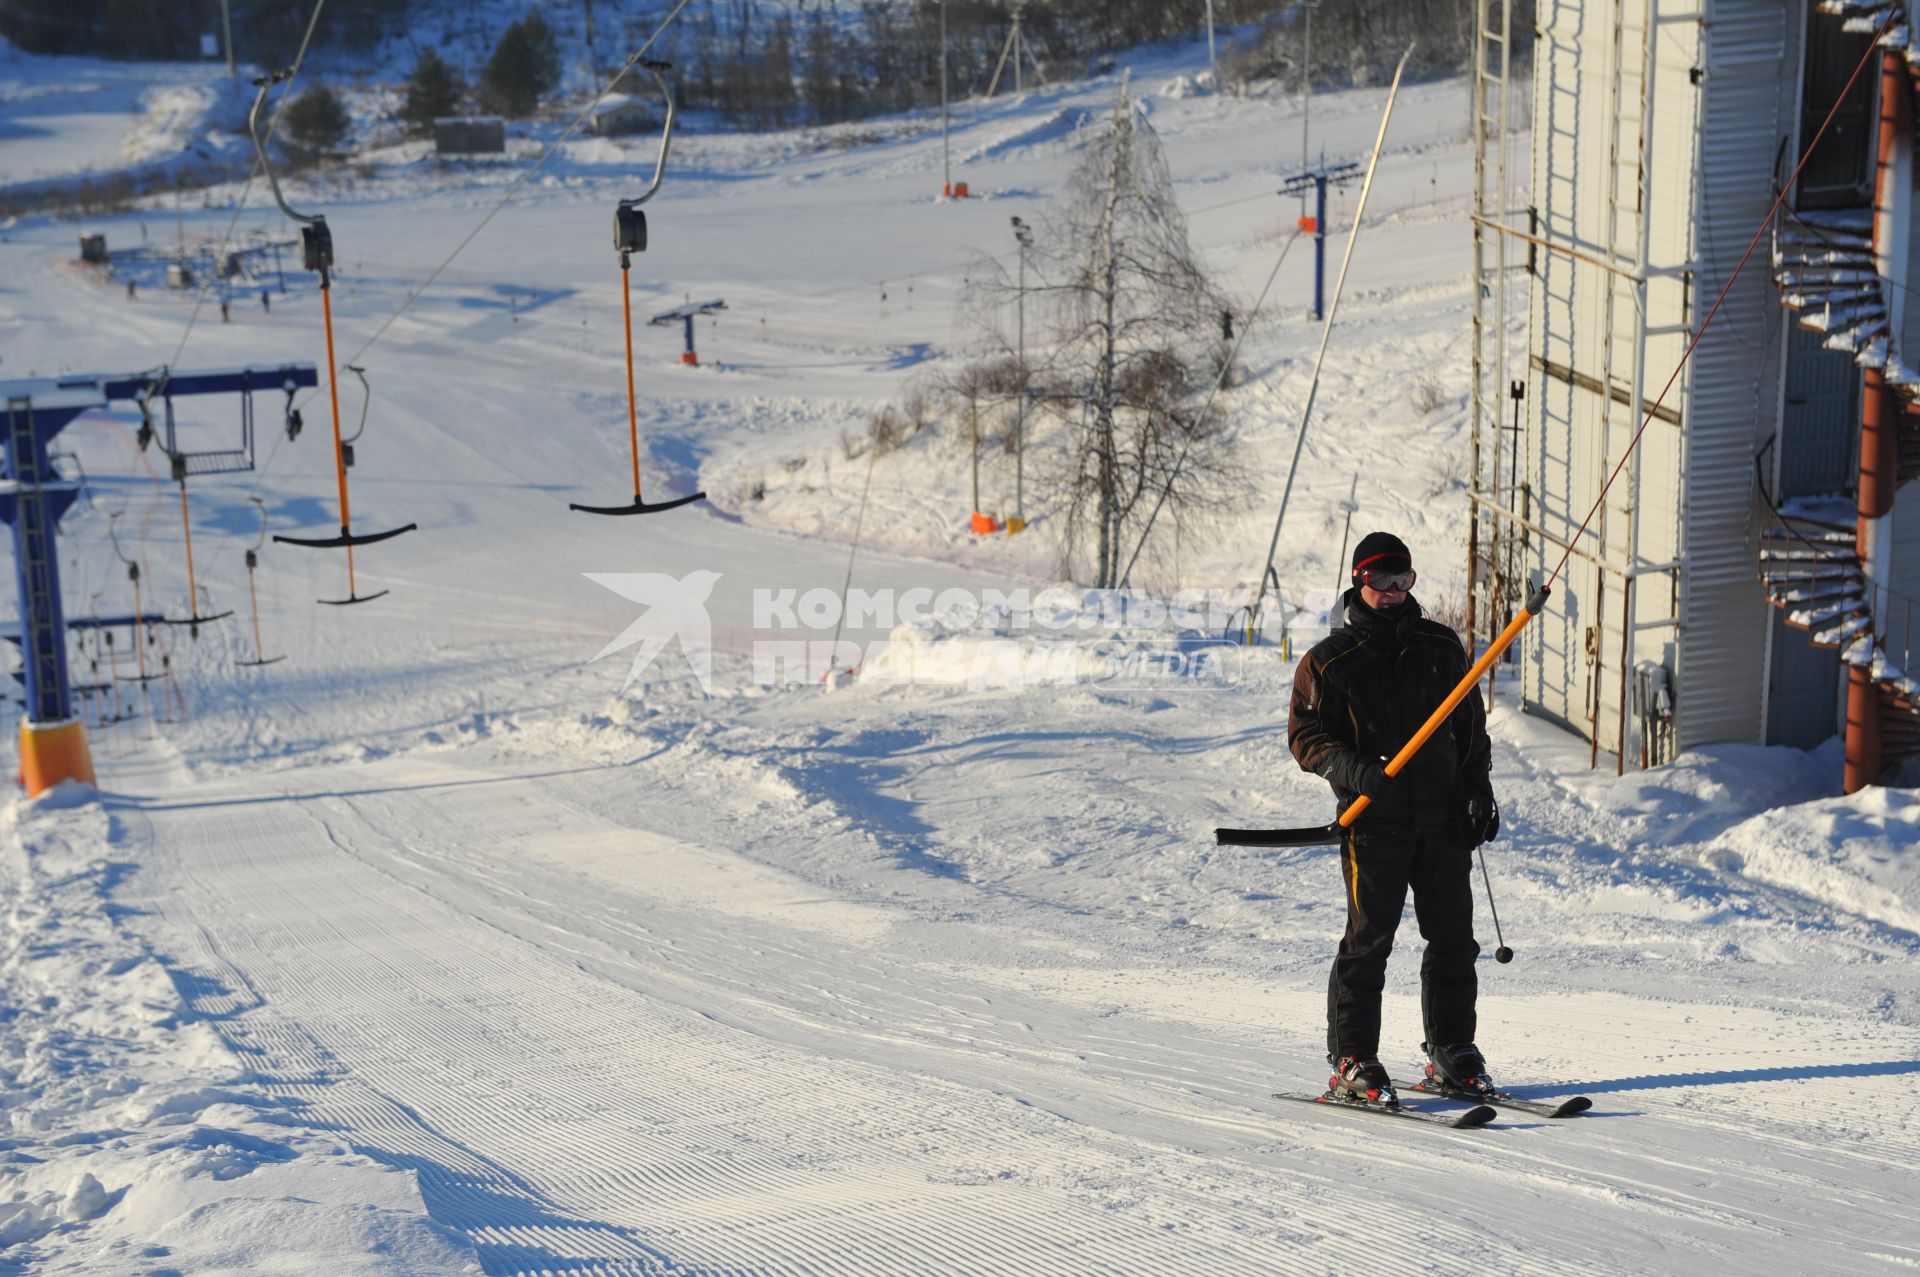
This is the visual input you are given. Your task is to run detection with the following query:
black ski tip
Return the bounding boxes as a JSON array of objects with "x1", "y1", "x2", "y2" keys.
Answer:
[
  {"x1": 1550, "y1": 1096, "x2": 1594, "y2": 1118},
  {"x1": 1453, "y1": 1104, "x2": 1498, "y2": 1128}
]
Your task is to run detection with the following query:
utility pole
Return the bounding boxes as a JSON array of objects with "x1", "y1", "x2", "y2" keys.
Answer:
[
  {"x1": 1011, "y1": 215, "x2": 1033, "y2": 532},
  {"x1": 1015, "y1": 8, "x2": 1024, "y2": 93},
  {"x1": 1206, "y1": 0, "x2": 1216, "y2": 74},
  {"x1": 220, "y1": 0, "x2": 235, "y2": 77},
  {"x1": 940, "y1": 0, "x2": 953, "y2": 197},
  {"x1": 1300, "y1": 1, "x2": 1316, "y2": 217},
  {"x1": 582, "y1": 0, "x2": 599, "y2": 80},
  {"x1": 1094, "y1": 86, "x2": 1129, "y2": 585},
  {"x1": 987, "y1": 8, "x2": 1029, "y2": 97}
]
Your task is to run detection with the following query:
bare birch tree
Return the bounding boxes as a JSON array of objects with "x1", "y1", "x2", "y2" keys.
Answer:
[{"x1": 967, "y1": 78, "x2": 1239, "y2": 587}]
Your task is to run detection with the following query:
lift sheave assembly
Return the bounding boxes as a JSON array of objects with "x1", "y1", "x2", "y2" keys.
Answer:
[
  {"x1": 572, "y1": 59, "x2": 707, "y2": 518},
  {"x1": 249, "y1": 69, "x2": 417, "y2": 603}
]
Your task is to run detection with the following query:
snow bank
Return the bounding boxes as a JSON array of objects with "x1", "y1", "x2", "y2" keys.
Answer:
[
  {"x1": 1574, "y1": 741, "x2": 1843, "y2": 847},
  {"x1": 1707, "y1": 785, "x2": 1920, "y2": 937},
  {"x1": 857, "y1": 617, "x2": 1111, "y2": 687},
  {"x1": 854, "y1": 590, "x2": 1258, "y2": 690},
  {"x1": 120, "y1": 85, "x2": 218, "y2": 166},
  {"x1": 0, "y1": 791, "x2": 480, "y2": 1273},
  {"x1": 963, "y1": 107, "x2": 1099, "y2": 162}
]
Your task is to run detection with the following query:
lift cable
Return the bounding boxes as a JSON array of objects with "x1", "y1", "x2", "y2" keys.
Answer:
[
  {"x1": 284, "y1": 0, "x2": 698, "y2": 421},
  {"x1": 161, "y1": 0, "x2": 330, "y2": 377},
  {"x1": 189, "y1": 0, "x2": 699, "y2": 588}
]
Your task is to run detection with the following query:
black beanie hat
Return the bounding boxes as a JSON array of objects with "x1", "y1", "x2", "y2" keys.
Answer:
[{"x1": 1351, "y1": 531, "x2": 1412, "y2": 581}]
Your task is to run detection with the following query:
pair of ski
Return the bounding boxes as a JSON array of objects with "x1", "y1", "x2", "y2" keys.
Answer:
[{"x1": 1274, "y1": 1079, "x2": 1593, "y2": 1129}]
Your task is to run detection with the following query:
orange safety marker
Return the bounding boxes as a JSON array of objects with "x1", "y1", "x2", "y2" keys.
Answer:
[{"x1": 19, "y1": 718, "x2": 95, "y2": 795}]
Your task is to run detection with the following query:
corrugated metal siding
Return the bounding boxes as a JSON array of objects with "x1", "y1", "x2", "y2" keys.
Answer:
[
  {"x1": 1905, "y1": 166, "x2": 1920, "y2": 362},
  {"x1": 1623, "y1": 3, "x2": 1704, "y2": 754},
  {"x1": 1676, "y1": 0, "x2": 1795, "y2": 749},
  {"x1": 1898, "y1": 88, "x2": 1920, "y2": 678},
  {"x1": 1890, "y1": 484, "x2": 1920, "y2": 672}
]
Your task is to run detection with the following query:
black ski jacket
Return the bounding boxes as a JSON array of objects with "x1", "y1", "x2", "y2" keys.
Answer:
[{"x1": 1288, "y1": 589, "x2": 1492, "y2": 831}]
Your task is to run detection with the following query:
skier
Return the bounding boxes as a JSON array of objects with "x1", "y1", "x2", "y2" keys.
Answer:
[{"x1": 1287, "y1": 531, "x2": 1502, "y2": 1106}]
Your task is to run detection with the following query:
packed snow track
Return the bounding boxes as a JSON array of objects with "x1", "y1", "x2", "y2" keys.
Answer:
[{"x1": 100, "y1": 729, "x2": 1920, "y2": 1276}]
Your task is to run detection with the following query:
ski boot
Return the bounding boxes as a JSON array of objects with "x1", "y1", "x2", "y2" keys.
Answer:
[
  {"x1": 1423, "y1": 1042, "x2": 1496, "y2": 1099},
  {"x1": 1329, "y1": 1056, "x2": 1397, "y2": 1105}
]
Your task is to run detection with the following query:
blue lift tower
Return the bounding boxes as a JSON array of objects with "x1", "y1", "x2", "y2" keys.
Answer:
[
  {"x1": 1, "y1": 364, "x2": 316, "y2": 793},
  {"x1": 1278, "y1": 159, "x2": 1361, "y2": 321}
]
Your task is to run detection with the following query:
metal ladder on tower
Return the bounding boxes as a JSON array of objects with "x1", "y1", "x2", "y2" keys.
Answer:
[
  {"x1": 5, "y1": 399, "x2": 62, "y2": 715},
  {"x1": 1467, "y1": 0, "x2": 1517, "y2": 669},
  {"x1": 1577, "y1": 0, "x2": 1656, "y2": 764}
]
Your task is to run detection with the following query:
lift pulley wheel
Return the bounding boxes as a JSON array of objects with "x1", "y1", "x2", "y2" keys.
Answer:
[
  {"x1": 301, "y1": 219, "x2": 334, "y2": 273},
  {"x1": 615, "y1": 204, "x2": 647, "y2": 255}
]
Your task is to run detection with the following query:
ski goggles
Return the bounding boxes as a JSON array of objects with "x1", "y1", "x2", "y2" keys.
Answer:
[{"x1": 1359, "y1": 568, "x2": 1417, "y2": 592}]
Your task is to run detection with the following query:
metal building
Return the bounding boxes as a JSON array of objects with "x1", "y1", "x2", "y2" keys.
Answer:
[
  {"x1": 1468, "y1": 0, "x2": 1920, "y2": 788},
  {"x1": 589, "y1": 94, "x2": 656, "y2": 137},
  {"x1": 433, "y1": 116, "x2": 506, "y2": 155}
]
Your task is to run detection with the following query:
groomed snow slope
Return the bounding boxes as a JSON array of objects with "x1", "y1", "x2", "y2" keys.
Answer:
[{"x1": 0, "y1": 34, "x2": 1916, "y2": 1277}]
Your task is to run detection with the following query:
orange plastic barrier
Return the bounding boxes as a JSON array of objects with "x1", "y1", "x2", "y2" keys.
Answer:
[
  {"x1": 970, "y1": 511, "x2": 998, "y2": 534},
  {"x1": 19, "y1": 718, "x2": 94, "y2": 796}
]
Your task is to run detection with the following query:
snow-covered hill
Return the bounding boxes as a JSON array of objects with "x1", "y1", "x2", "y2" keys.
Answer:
[{"x1": 0, "y1": 26, "x2": 1915, "y2": 1277}]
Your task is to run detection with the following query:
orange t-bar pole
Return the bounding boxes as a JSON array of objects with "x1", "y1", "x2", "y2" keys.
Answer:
[
  {"x1": 319, "y1": 282, "x2": 358, "y2": 596},
  {"x1": 1337, "y1": 584, "x2": 1549, "y2": 829},
  {"x1": 177, "y1": 483, "x2": 200, "y2": 613},
  {"x1": 247, "y1": 566, "x2": 266, "y2": 662},
  {"x1": 621, "y1": 260, "x2": 642, "y2": 501}
]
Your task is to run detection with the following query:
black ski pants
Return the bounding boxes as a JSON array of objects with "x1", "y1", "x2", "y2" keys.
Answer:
[{"x1": 1327, "y1": 823, "x2": 1480, "y2": 1062}]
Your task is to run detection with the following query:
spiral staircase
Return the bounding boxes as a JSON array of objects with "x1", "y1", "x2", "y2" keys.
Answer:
[{"x1": 1762, "y1": 8, "x2": 1920, "y2": 768}]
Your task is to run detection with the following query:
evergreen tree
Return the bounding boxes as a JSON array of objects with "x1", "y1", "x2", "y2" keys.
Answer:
[
  {"x1": 283, "y1": 83, "x2": 351, "y2": 155},
  {"x1": 482, "y1": 11, "x2": 562, "y2": 118},
  {"x1": 402, "y1": 48, "x2": 465, "y2": 133}
]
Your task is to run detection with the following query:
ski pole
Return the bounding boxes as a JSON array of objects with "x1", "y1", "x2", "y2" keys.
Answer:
[{"x1": 1476, "y1": 844, "x2": 1512, "y2": 964}]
